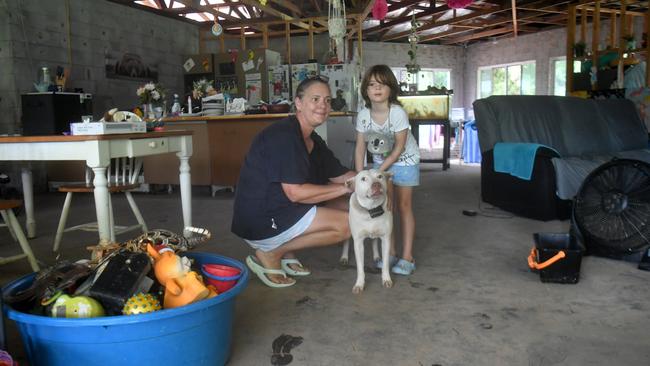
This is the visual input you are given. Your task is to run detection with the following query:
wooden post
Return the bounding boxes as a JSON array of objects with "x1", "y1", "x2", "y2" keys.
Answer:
[
  {"x1": 618, "y1": 0, "x2": 627, "y2": 88},
  {"x1": 308, "y1": 20, "x2": 314, "y2": 60},
  {"x1": 199, "y1": 29, "x2": 206, "y2": 54},
  {"x1": 263, "y1": 24, "x2": 269, "y2": 49},
  {"x1": 610, "y1": 14, "x2": 617, "y2": 49},
  {"x1": 581, "y1": 7, "x2": 587, "y2": 42},
  {"x1": 285, "y1": 21, "x2": 291, "y2": 64},
  {"x1": 646, "y1": 6, "x2": 650, "y2": 86},
  {"x1": 240, "y1": 27, "x2": 246, "y2": 50},
  {"x1": 219, "y1": 33, "x2": 225, "y2": 53},
  {"x1": 567, "y1": 6, "x2": 576, "y2": 94},
  {"x1": 591, "y1": 0, "x2": 601, "y2": 90},
  {"x1": 358, "y1": 16, "x2": 363, "y2": 63}
]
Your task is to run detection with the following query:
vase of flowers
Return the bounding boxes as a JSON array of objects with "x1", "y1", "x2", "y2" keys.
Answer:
[
  {"x1": 137, "y1": 82, "x2": 165, "y2": 119},
  {"x1": 192, "y1": 79, "x2": 215, "y2": 100}
]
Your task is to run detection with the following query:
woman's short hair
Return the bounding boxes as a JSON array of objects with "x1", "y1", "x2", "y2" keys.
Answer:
[
  {"x1": 360, "y1": 65, "x2": 402, "y2": 108},
  {"x1": 295, "y1": 76, "x2": 331, "y2": 100}
]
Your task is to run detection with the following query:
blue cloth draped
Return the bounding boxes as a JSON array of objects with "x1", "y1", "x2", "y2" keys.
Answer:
[{"x1": 493, "y1": 143, "x2": 559, "y2": 180}]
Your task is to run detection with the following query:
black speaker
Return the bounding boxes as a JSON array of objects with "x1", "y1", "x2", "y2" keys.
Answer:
[{"x1": 21, "y1": 92, "x2": 93, "y2": 136}]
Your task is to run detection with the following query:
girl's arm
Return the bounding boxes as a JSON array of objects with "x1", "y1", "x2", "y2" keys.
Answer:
[
  {"x1": 354, "y1": 131, "x2": 367, "y2": 172},
  {"x1": 378, "y1": 129, "x2": 407, "y2": 171}
]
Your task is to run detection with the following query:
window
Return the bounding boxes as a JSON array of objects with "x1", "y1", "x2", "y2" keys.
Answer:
[
  {"x1": 478, "y1": 61, "x2": 536, "y2": 98},
  {"x1": 391, "y1": 67, "x2": 451, "y2": 93},
  {"x1": 549, "y1": 57, "x2": 582, "y2": 96}
]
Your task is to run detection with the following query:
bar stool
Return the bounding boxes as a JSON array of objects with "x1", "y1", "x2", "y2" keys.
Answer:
[{"x1": 0, "y1": 200, "x2": 40, "y2": 271}]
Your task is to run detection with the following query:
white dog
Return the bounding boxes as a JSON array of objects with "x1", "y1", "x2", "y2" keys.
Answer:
[{"x1": 340, "y1": 169, "x2": 393, "y2": 294}]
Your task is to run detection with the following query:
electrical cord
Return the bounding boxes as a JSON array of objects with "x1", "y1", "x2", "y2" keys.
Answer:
[{"x1": 462, "y1": 194, "x2": 513, "y2": 219}]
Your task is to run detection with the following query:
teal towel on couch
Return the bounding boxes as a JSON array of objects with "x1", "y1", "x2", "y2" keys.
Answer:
[{"x1": 493, "y1": 143, "x2": 559, "y2": 180}]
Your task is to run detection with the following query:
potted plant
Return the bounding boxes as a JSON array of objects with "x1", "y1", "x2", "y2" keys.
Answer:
[
  {"x1": 574, "y1": 41, "x2": 587, "y2": 58},
  {"x1": 622, "y1": 34, "x2": 636, "y2": 50}
]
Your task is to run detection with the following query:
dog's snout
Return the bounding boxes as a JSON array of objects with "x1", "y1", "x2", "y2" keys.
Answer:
[{"x1": 371, "y1": 181, "x2": 382, "y2": 191}]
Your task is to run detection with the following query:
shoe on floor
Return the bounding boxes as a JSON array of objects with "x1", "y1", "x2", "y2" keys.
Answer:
[
  {"x1": 391, "y1": 258, "x2": 416, "y2": 275},
  {"x1": 246, "y1": 255, "x2": 296, "y2": 288},
  {"x1": 281, "y1": 258, "x2": 311, "y2": 276},
  {"x1": 375, "y1": 255, "x2": 399, "y2": 269}
]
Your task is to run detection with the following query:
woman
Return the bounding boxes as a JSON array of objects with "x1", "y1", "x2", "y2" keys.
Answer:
[{"x1": 231, "y1": 77, "x2": 355, "y2": 287}]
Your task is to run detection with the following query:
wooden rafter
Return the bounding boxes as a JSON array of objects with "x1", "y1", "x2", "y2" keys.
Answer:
[{"x1": 113, "y1": 1, "x2": 622, "y2": 46}]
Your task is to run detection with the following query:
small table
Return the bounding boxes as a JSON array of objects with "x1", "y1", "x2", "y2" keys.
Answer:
[
  {"x1": 410, "y1": 118, "x2": 451, "y2": 170},
  {"x1": 0, "y1": 131, "x2": 193, "y2": 245}
]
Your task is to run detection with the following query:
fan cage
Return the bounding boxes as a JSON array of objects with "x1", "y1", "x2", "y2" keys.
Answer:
[{"x1": 573, "y1": 159, "x2": 650, "y2": 259}]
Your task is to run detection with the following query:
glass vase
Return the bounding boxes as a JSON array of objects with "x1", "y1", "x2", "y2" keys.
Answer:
[{"x1": 143, "y1": 103, "x2": 155, "y2": 120}]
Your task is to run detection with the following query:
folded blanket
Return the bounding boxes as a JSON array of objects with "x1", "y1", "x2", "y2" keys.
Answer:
[{"x1": 494, "y1": 143, "x2": 559, "y2": 180}]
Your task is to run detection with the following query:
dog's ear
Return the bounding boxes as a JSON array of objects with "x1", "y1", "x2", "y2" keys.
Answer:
[
  {"x1": 345, "y1": 176, "x2": 355, "y2": 190},
  {"x1": 383, "y1": 171, "x2": 394, "y2": 181}
]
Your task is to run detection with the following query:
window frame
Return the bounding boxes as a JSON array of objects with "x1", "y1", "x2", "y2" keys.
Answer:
[
  {"x1": 477, "y1": 60, "x2": 536, "y2": 98},
  {"x1": 391, "y1": 67, "x2": 452, "y2": 92}
]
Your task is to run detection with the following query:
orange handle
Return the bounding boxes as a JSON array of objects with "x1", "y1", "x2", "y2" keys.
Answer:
[{"x1": 527, "y1": 247, "x2": 566, "y2": 270}]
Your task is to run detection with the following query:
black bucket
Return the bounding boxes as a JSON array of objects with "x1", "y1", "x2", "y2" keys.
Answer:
[{"x1": 528, "y1": 233, "x2": 584, "y2": 284}]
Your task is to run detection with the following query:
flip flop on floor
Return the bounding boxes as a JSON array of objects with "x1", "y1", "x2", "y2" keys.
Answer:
[
  {"x1": 246, "y1": 255, "x2": 296, "y2": 288},
  {"x1": 281, "y1": 258, "x2": 311, "y2": 276}
]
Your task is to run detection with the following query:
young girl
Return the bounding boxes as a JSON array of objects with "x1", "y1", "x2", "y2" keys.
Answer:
[{"x1": 354, "y1": 65, "x2": 420, "y2": 275}]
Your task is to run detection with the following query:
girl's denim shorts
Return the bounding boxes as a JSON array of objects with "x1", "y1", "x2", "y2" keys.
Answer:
[{"x1": 374, "y1": 163, "x2": 420, "y2": 187}]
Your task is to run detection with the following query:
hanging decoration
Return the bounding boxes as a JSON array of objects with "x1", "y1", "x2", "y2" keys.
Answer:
[
  {"x1": 405, "y1": 14, "x2": 421, "y2": 75},
  {"x1": 328, "y1": 0, "x2": 347, "y2": 62},
  {"x1": 259, "y1": 0, "x2": 268, "y2": 5},
  {"x1": 211, "y1": 20, "x2": 223, "y2": 37},
  {"x1": 372, "y1": 0, "x2": 388, "y2": 21},
  {"x1": 447, "y1": 0, "x2": 473, "y2": 9}
]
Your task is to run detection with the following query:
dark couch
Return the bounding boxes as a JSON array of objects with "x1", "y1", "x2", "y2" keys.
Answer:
[{"x1": 473, "y1": 95, "x2": 650, "y2": 221}]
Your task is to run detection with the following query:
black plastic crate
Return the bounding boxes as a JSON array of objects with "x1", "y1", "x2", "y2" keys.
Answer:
[{"x1": 529, "y1": 233, "x2": 583, "y2": 284}]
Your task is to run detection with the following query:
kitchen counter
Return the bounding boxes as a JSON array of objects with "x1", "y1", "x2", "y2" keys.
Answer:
[{"x1": 144, "y1": 112, "x2": 356, "y2": 193}]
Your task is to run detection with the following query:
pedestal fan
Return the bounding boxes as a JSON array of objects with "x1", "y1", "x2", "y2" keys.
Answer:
[{"x1": 573, "y1": 159, "x2": 650, "y2": 262}]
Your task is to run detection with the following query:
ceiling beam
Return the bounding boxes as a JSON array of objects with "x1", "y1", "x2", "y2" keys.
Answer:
[
  {"x1": 268, "y1": 0, "x2": 303, "y2": 17},
  {"x1": 348, "y1": 0, "x2": 374, "y2": 37},
  {"x1": 382, "y1": 7, "x2": 498, "y2": 41},
  {"x1": 237, "y1": 0, "x2": 311, "y2": 29},
  {"x1": 364, "y1": 3, "x2": 451, "y2": 35}
]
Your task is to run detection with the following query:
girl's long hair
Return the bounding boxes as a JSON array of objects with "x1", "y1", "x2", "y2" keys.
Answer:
[{"x1": 360, "y1": 65, "x2": 402, "y2": 108}]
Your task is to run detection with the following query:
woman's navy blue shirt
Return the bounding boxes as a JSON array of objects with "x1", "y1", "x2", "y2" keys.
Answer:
[{"x1": 231, "y1": 116, "x2": 348, "y2": 240}]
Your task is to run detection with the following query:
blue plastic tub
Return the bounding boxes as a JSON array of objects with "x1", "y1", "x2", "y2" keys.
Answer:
[{"x1": 2, "y1": 252, "x2": 248, "y2": 366}]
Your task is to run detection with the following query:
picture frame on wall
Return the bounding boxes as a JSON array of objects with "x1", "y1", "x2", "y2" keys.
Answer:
[{"x1": 105, "y1": 51, "x2": 158, "y2": 82}]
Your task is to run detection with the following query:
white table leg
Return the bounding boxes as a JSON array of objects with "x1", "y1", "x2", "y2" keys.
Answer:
[
  {"x1": 21, "y1": 167, "x2": 35, "y2": 238},
  {"x1": 178, "y1": 154, "x2": 192, "y2": 233},
  {"x1": 91, "y1": 166, "x2": 111, "y2": 244}
]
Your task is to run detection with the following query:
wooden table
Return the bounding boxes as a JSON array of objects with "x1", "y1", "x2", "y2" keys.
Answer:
[{"x1": 0, "y1": 131, "x2": 193, "y2": 244}]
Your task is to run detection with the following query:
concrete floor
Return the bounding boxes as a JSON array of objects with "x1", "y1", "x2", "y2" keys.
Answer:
[{"x1": 1, "y1": 164, "x2": 649, "y2": 365}]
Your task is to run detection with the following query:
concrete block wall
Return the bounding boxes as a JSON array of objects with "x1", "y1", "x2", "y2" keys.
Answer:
[{"x1": 0, "y1": 0, "x2": 198, "y2": 134}]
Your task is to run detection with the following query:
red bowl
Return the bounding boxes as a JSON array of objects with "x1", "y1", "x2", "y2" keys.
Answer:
[{"x1": 202, "y1": 264, "x2": 242, "y2": 293}]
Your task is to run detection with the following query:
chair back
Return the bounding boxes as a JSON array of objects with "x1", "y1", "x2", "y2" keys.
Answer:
[{"x1": 84, "y1": 157, "x2": 143, "y2": 187}]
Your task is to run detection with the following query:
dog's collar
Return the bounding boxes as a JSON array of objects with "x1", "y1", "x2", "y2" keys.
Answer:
[{"x1": 367, "y1": 205, "x2": 384, "y2": 218}]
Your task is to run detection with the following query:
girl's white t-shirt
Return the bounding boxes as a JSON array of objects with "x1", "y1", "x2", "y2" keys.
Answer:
[{"x1": 356, "y1": 104, "x2": 420, "y2": 166}]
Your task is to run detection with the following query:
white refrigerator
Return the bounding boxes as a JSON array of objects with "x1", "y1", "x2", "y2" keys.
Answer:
[{"x1": 319, "y1": 63, "x2": 361, "y2": 112}]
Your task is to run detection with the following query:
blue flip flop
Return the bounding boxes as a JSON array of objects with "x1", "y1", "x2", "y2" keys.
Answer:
[
  {"x1": 375, "y1": 255, "x2": 399, "y2": 269},
  {"x1": 246, "y1": 256, "x2": 295, "y2": 288},
  {"x1": 281, "y1": 258, "x2": 311, "y2": 276},
  {"x1": 391, "y1": 258, "x2": 416, "y2": 275}
]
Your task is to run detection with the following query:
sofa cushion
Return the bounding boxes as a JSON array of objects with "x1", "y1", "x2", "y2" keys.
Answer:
[
  {"x1": 551, "y1": 149, "x2": 650, "y2": 199},
  {"x1": 473, "y1": 96, "x2": 648, "y2": 157}
]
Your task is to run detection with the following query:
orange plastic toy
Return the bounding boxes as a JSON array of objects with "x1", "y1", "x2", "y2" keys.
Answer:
[{"x1": 146, "y1": 244, "x2": 216, "y2": 309}]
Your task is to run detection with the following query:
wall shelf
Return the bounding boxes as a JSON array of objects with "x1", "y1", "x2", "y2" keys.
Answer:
[{"x1": 566, "y1": 1, "x2": 650, "y2": 93}]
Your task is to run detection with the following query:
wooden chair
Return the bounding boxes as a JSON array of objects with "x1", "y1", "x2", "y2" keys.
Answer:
[
  {"x1": 53, "y1": 157, "x2": 148, "y2": 252},
  {"x1": 0, "y1": 200, "x2": 39, "y2": 271}
]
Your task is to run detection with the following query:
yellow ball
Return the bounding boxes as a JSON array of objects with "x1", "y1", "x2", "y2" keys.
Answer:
[{"x1": 122, "y1": 293, "x2": 162, "y2": 315}]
